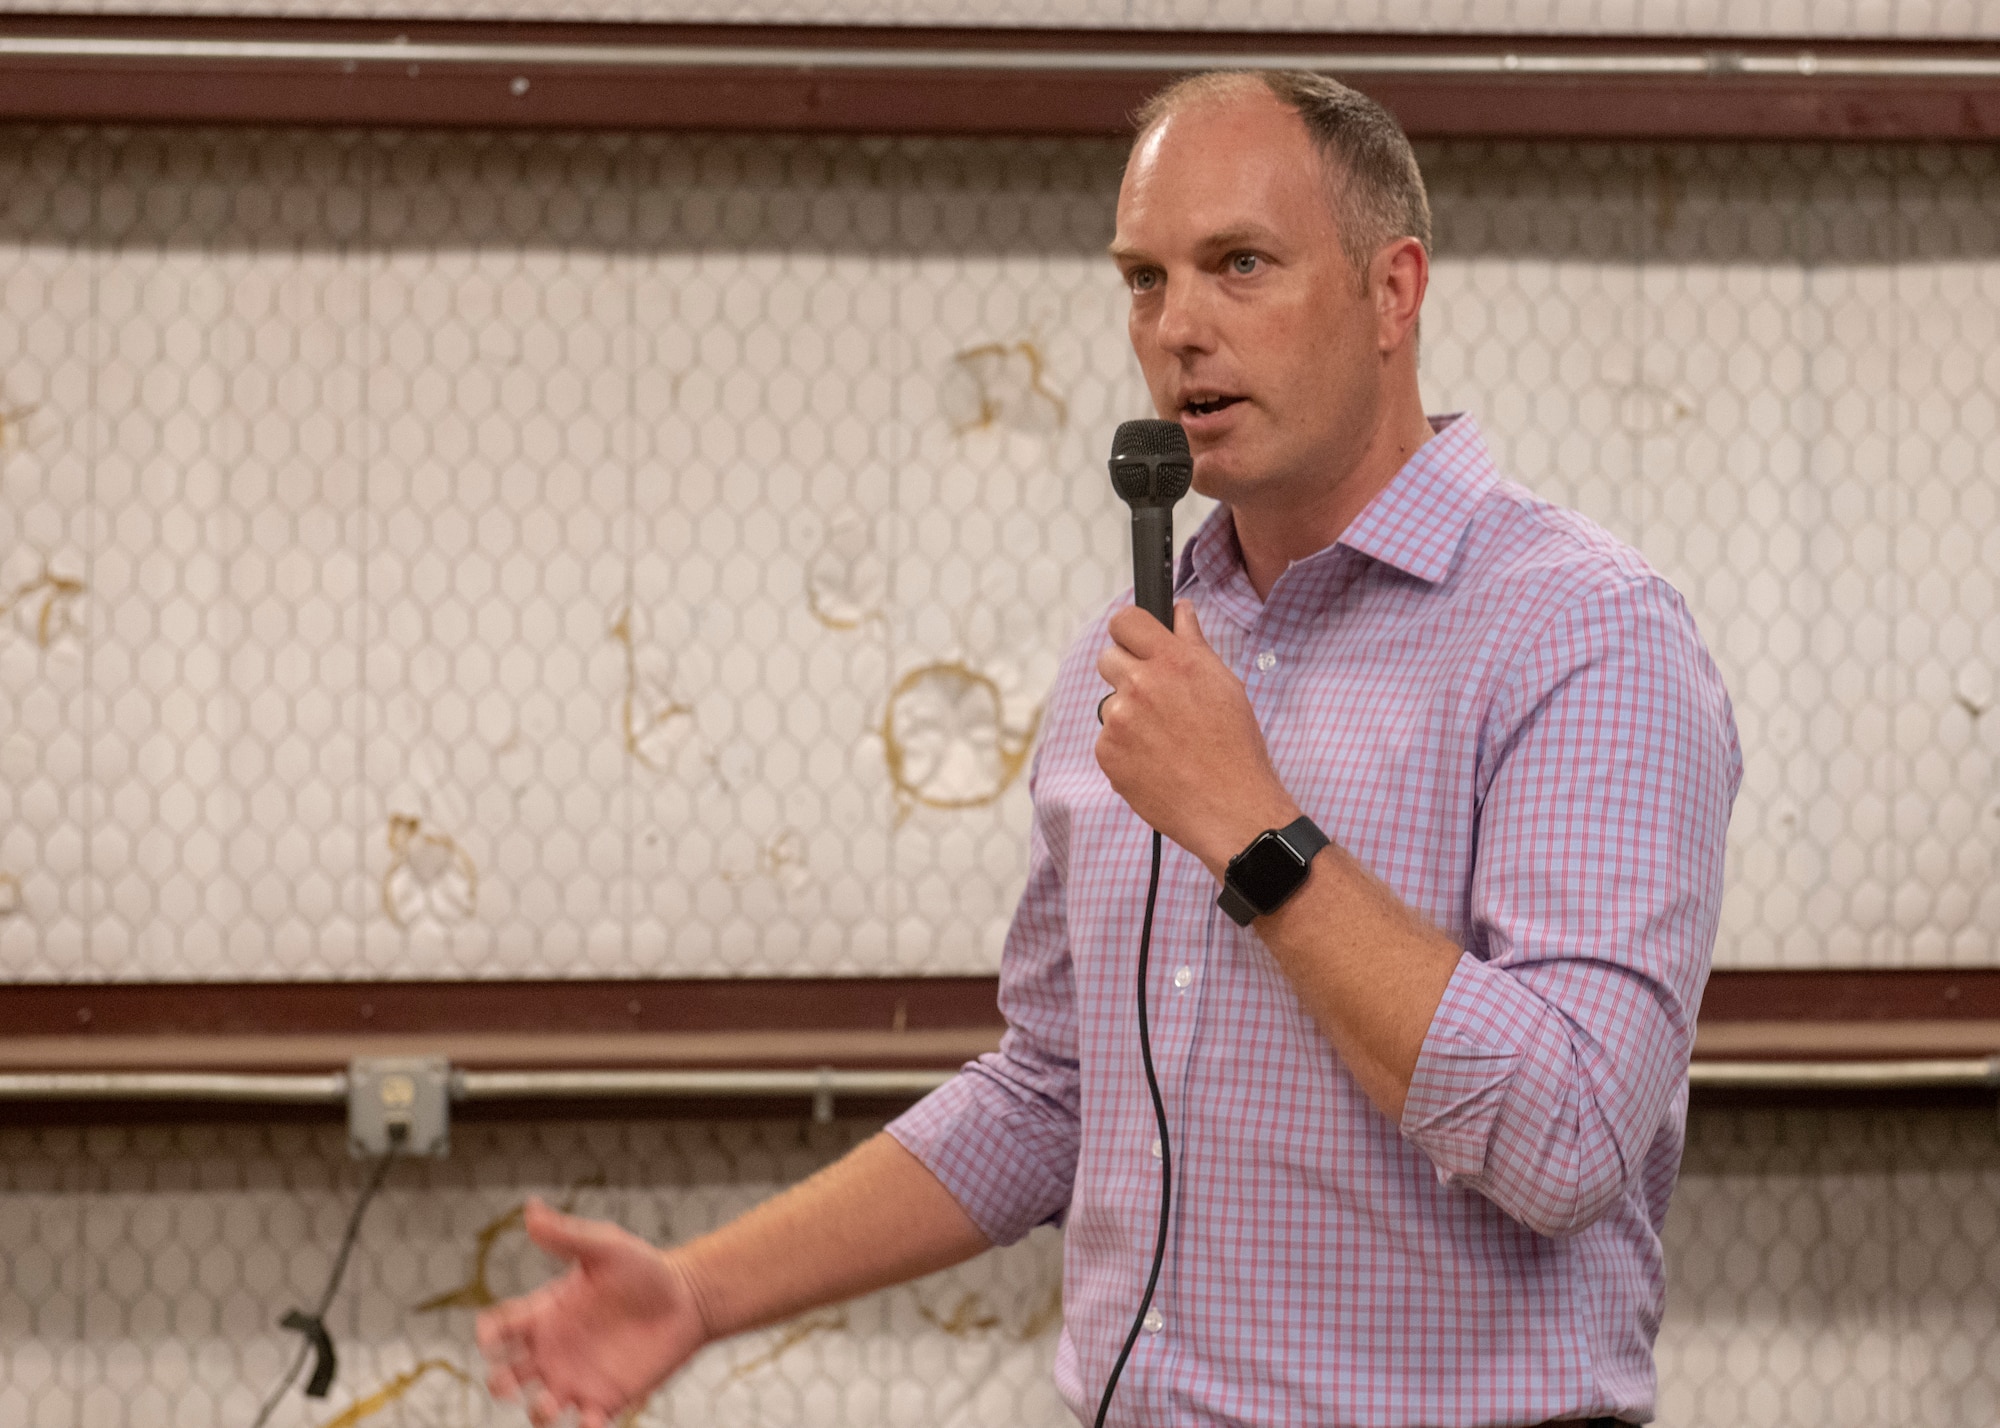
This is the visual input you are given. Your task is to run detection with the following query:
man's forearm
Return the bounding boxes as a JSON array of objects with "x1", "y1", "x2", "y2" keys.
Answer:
[
  {"x1": 671, "y1": 1131, "x2": 993, "y2": 1343},
  {"x1": 1251, "y1": 838, "x2": 1461, "y2": 1123}
]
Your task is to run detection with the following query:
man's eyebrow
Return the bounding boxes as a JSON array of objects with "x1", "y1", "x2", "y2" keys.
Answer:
[
  {"x1": 1106, "y1": 225, "x2": 1286, "y2": 263},
  {"x1": 1196, "y1": 224, "x2": 1284, "y2": 254}
]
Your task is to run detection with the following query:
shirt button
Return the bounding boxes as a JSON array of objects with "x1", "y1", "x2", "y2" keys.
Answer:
[
  {"x1": 1142, "y1": 1308, "x2": 1165, "y2": 1334},
  {"x1": 1172, "y1": 965, "x2": 1192, "y2": 990},
  {"x1": 1151, "y1": 1137, "x2": 1163, "y2": 1159},
  {"x1": 1255, "y1": 650, "x2": 1277, "y2": 672}
]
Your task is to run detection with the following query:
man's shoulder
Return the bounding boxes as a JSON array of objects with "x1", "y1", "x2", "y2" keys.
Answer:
[
  {"x1": 1458, "y1": 475, "x2": 1673, "y2": 619},
  {"x1": 1453, "y1": 477, "x2": 1730, "y2": 737}
]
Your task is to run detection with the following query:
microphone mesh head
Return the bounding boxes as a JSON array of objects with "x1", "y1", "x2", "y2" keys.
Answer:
[{"x1": 1108, "y1": 419, "x2": 1193, "y2": 507}]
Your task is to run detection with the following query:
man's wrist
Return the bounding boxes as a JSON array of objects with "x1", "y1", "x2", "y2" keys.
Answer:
[
  {"x1": 1196, "y1": 796, "x2": 1304, "y2": 879},
  {"x1": 1216, "y1": 815, "x2": 1330, "y2": 926},
  {"x1": 663, "y1": 1244, "x2": 724, "y2": 1346}
]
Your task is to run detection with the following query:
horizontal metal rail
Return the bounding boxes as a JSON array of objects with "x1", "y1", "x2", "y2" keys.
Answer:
[
  {"x1": 1, "y1": 36, "x2": 1996, "y2": 82},
  {"x1": 6, "y1": 1060, "x2": 2000, "y2": 1105},
  {"x1": 0, "y1": 1070, "x2": 349, "y2": 1104},
  {"x1": 1689, "y1": 1057, "x2": 2000, "y2": 1089},
  {"x1": 0, "y1": 1065, "x2": 957, "y2": 1106},
  {"x1": 455, "y1": 1067, "x2": 956, "y2": 1101}
]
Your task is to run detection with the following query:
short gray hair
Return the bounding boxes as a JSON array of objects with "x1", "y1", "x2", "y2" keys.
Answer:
[{"x1": 1133, "y1": 70, "x2": 1432, "y2": 291}]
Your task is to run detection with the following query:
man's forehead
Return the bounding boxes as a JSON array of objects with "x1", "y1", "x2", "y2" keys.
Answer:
[
  {"x1": 1115, "y1": 90, "x2": 1333, "y2": 247},
  {"x1": 1129, "y1": 83, "x2": 1312, "y2": 171}
]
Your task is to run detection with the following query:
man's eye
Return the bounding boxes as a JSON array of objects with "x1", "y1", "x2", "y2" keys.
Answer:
[
  {"x1": 1128, "y1": 269, "x2": 1160, "y2": 293},
  {"x1": 1229, "y1": 253, "x2": 1260, "y2": 275}
]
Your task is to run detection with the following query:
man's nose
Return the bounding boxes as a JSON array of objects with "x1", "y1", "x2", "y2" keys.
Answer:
[{"x1": 1152, "y1": 273, "x2": 1216, "y2": 355}]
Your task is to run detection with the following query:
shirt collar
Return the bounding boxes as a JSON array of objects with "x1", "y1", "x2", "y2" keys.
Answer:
[
  {"x1": 1182, "y1": 411, "x2": 1498, "y2": 598},
  {"x1": 1330, "y1": 412, "x2": 1498, "y2": 585}
]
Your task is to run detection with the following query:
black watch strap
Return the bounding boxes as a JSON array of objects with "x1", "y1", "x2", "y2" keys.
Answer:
[
  {"x1": 1216, "y1": 815, "x2": 1329, "y2": 926},
  {"x1": 1214, "y1": 880, "x2": 1262, "y2": 927}
]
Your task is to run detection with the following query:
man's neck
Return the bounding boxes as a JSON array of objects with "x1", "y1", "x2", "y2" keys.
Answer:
[{"x1": 1232, "y1": 398, "x2": 1438, "y2": 600}]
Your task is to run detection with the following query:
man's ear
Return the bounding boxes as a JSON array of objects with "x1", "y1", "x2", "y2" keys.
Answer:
[{"x1": 1373, "y1": 237, "x2": 1429, "y2": 353}]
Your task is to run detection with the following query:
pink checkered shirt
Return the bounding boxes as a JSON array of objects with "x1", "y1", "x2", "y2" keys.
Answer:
[{"x1": 889, "y1": 414, "x2": 1741, "y2": 1427}]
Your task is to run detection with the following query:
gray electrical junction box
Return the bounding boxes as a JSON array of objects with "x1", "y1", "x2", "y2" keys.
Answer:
[{"x1": 347, "y1": 1056, "x2": 452, "y2": 1159}]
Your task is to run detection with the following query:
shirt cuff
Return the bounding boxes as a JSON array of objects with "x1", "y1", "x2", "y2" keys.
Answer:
[
  {"x1": 1399, "y1": 950, "x2": 1531, "y2": 1184},
  {"x1": 886, "y1": 1062, "x2": 1077, "y2": 1247}
]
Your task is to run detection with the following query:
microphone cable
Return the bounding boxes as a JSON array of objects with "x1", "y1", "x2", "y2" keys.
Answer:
[
  {"x1": 1092, "y1": 828, "x2": 1172, "y2": 1428},
  {"x1": 249, "y1": 1123, "x2": 406, "y2": 1427}
]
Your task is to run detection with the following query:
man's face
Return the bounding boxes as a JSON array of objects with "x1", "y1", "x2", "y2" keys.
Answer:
[{"x1": 1111, "y1": 88, "x2": 1384, "y2": 508}]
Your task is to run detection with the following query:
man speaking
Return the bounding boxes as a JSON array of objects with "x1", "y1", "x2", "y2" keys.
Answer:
[{"x1": 477, "y1": 71, "x2": 1740, "y2": 1428}]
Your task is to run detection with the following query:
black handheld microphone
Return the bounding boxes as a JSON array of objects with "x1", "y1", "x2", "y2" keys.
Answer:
[
  {"x1": 1093, "y1": 418, "x2": 1191, "y2": 1428},
  {"x1": 1109, "y1": 419, "x2": 1194, "y2": 628}
]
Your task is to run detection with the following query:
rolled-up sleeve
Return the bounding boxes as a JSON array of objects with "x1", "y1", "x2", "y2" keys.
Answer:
[
  {"x1": 1399, "y1": 575, "x2": 1740, "y2": 1238},
  {"x1": 886, "y1": 779, "x2": 1082, "y2": 1246}
]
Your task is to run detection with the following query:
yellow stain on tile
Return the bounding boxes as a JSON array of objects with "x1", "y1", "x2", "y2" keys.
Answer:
[
  {"x1": 719, "y1": 827, "x2": 809, "y2": 889},
  {"x1": 313, "y1": 1359, "x2": 472, "y2": 1428},
  {"x1": 0, "y1": 561, "x2": 86, "y2": 649},
  {"x1": 1016, "y1": 1280, "x2": 1064, "y2": 1342},
  {"x1": 415, "y1": 1180, "x2": 604, "y2": 1315},
  {"x1": 415, "y1": 1204, "x2": 524, "y2": 1313},
  {"x1": 723, "y1": 1309, "x2": 849, "y2": 1383},
  {"x1": 944, "y1": 341, "x2": 1067, "y2": 437},
  {"x1": 382, "y1": 814, "x2": 478, "y2": 929},
  {"x1": 919, "y1": 1291, "x2": 1003, "y2": 1338},
  {"x1": 917, "y1": 1277, "x2": 1062, "y2": 1344},
  {"x1": 611, "y1": 607, "x2": 694, "y2": 771},
  {"x1": 805, "y1": 515, "x2": 886, "y2": 631},
  {"x1": 1615, "y1": 380, "x2": 1695, "y2": 436},
  {"x1": 0, "y1": 402, "x2": 36, "y2": 453},
  {"x1": 880, "y1": 661, "x2": 1043, "y2": 822}
]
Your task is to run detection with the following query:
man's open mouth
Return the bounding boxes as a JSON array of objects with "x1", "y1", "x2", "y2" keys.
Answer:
[{"x1": 1183, "y1": 395, "x2": 1243, "y2": 417}]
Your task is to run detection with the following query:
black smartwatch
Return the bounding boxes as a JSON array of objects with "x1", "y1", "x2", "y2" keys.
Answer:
[{"x1": 1216, "y1": 816, "x2": 1330, "y2": 926}]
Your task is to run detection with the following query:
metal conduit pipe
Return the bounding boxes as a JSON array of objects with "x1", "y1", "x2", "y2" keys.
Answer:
[
  {"x1": 0, "y1": 1071, "x2": 350, "y2": 1105},
  {"x1": 1688, "y1": 1058, "x2": 2000, "y2": 1089},
  {"x1": 0, "y1": 1066, "x2": 959, "y2": 1106},
  {"x1": 453, "y1": 1067, "x2": 957, "y2": 1102},
  {"x1": 5, "y1": 1060, "x2": 2000, "y2": 1106},
  {"x1": 1, "y1": 36, "x2": 1997, "y2": 82}
]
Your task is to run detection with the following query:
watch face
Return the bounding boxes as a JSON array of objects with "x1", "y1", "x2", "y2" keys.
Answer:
[{"x1": 1232, "y1": 831, "x2": 1309, "y2": 910}]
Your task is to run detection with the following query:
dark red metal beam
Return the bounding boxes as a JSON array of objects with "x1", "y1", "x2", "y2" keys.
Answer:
[
  {"x1": 0, "y1": 975, "x2": 1004, "y2": 1041},
  {"x1": 6, "y1": 971, "x2": 2000, "y2": 1119},
  {"x1": 0, "y1": 17, "x2": 1994, "y2": 140},
  {"x1": 6, "y1": 968, "x2": 2000, "y2": 1054}
]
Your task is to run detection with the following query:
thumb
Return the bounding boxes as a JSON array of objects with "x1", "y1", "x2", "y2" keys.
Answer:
[{"x1": 522, "y1": 1196, "x2": 611, "y2": 1265}]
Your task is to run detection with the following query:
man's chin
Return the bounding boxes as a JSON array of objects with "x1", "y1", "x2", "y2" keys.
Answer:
[{"x1": 1189, "y1": 445, "x2": 1256, "y2": 503}]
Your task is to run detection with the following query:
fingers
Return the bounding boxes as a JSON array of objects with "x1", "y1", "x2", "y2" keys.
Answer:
[
  {"x1": 1106, "y1": 600, "x2": 1209, "y2": 664},
  {"x1": 1175, "y1": 600, "x2": 1207, "y2": 645},
  {"x1": 476, "y1": 1296, "x2": 526, "y2": 1360},
  {"x1": 526, "y1": 1383, "x2": 569, "y2": 1428},
  {"x1": 479, "y1": 1309, "x2": 535, "y2": 1405},
  {"x1": 486, "y1": 1361, "x2": 527, "y2": 1404},
  {"x1": 1095, "y1": 640, "x2": 1135, "y2": 691},
  {"x1": 522, "y1": 1196, "x2": 605, "y2": 1263},
  {"x1": 1106, "y1": 603, "x2": 1174, "y2": 655}
]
